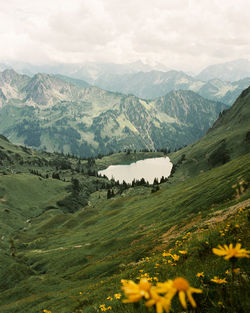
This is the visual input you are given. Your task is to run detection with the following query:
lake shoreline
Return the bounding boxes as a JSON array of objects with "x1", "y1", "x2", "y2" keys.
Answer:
[{"x1": 98, "y1": 156, "x2": 173, "y2": 184}]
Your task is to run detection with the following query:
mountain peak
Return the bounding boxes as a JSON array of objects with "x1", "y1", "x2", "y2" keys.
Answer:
[{"x1": 0, "y1": 68, "x2": 20, "y2": 81}]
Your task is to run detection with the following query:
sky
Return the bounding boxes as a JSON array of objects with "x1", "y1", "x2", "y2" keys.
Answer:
[{"x1": 0, "y1": 0, "x2": 249, "y2": 72}]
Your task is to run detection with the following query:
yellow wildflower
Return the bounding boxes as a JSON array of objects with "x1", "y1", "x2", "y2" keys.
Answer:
[
  {"x1": 218, "y1": 301, "x2": 224, "y2": 307},
  {"x1": 211, "y1": 276, "x2": 227, "y2": 284},
  {"x1": 155, "y1": 281, "x2": 173, "y2": 293},
  {"x1": 196, "y1": 272, "x2": 204, "y2": 278},
  {"x1": 99, "y1": 304, "x2": 111, "y2": 311},
  {"x1": 164, "y1": 277, "x2": 202, "y2": 310},
  {"x1": 114, "y1": 293, "x2": 121, "y2": 299},
  {"x1": 213, "y1": 243, "x2": 250, "y2": 260},
  {"x1": 233, "y1": 268, "x2": 240, "y2": 274},
  {"x1": 106, "y1": 296, "x2": 113, "y2": 300},
  {"x1": 121, "y1": 278, "x2": 151, "y2": 303},
  {"x1": 162, "y1": 251, "x2": 170, "y2": 257},
  {"x1": 139, "y1": 269, "x2": 144, "y2": 273},
  {"x1": 146, "y1": 288, "x2": 171, "y2": 313},
  {"x1": 179, "y1": 250, "x2": 187, "y2": 255},
  {"x1": 99, "y1": 305, "x2": 106, "y2": 311},
  {"x1": 171, "y1": 254, "x2": 180, "y2": 261}
]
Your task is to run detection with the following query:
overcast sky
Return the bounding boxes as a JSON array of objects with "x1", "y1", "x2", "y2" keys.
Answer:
[{"x1": 0, "y1": 0, "x2": 249, "y2": 72}]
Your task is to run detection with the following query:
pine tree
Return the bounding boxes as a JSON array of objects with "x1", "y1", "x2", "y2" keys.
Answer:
[{"x1": 107, "y1": 189, "x2": 112, "y2": 199}]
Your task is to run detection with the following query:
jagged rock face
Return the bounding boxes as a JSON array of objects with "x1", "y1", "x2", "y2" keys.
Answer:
[
  {"x1": 0, "y1": 70, "x2": 228, "y2": 157},
  {"x1": 155, "y1": 90, "x2": 226, "y2": 132},
  {"x1": 0, "y1": 88, "x2": 7, "y2": 106}
]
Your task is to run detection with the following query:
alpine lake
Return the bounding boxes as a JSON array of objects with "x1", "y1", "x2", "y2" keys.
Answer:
[{"x1": 98, "y1": 157, "x2": 173, "y2": 184}]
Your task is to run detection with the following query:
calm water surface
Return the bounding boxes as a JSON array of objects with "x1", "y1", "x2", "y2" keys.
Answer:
[{"x1": 98, "y1": 157, "x2": 173, "y2": 184}]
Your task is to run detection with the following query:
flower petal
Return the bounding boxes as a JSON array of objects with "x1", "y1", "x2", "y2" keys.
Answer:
[
  {"x1": 213, "y1": 248, "x2": 226, "y2": 256},
  {"x1": 187, "y1": 290, "x2": 197, "y2": 308},
  {"x1": 156, "y1": 302, "x2": 163, "y2": 313},
  {"x1": 178, "y1": 291, "x2": 187, "y2": 309},
  {"x1": 235, "y1": 243, "x2": 242, "y2": 249},
  {"x1": 190, "y1": 287, "x2": 202, "y2": 294},
  {"x1": 145, "y1": 299, "x2": 156, "y2": 307}
]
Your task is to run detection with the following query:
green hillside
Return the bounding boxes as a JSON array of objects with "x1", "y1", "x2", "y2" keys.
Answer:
[
  {"x1": 0, "y1": 88, "x2": 249, "y2": 313},
  {"x1": 170, "y1": 86, "x2": 250, "y2": 181}
]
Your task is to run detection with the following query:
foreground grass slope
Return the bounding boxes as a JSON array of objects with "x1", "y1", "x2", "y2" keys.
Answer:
[{"x1": 0, "y1": 152, "x2": 249, "y2": 313}]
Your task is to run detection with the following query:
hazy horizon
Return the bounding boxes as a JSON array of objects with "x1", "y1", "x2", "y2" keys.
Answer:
[
  {"x1": 1, "y1": 58, "x2": 250, "y2": 76},
  {"x1": 1, "y1": 0, "x2": 250, "y2": 73}
]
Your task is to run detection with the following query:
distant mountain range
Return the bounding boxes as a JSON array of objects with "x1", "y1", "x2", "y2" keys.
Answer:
[
  {"x1": 196, "y1": 59, "x2": 250, "y2": 82},
  {"x1": 0, "y1": 69, "x2": 227, "y2": 156},
  {"x1": 1, "y1": 59, "x2": 249, "y2": 103},
  {"x1": 1, "y1": 59, "x2": 250, "y2": 83},
  {"x1": 0, "y1": 60, "x2": 170, "y2": 84},
  {"x1": 94, "y1": 70, "x2": 250, "y2": 104}
]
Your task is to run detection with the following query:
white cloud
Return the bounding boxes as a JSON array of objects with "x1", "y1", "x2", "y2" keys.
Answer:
[{"x1": 0, "y1": 0, "x2": 249, "y2": 71}]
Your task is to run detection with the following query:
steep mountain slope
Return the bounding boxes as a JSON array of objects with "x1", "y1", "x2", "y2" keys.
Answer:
[
  {"x1": 54, "y1": 74, "x2": 90, "y2": 89},
  {"x1": 155, "y1": 90, "x2": 225, "y2": 133},
  {"x1": 93, "y1": 70, "x2": 250, "y2": 104},
  {"x1": 197, "y1": 58, "x2": 250, "y2": 82},
  {"x1": 171, "y1": 86, "x2": 250, "y2": 180},
  {"x1": 0, "y1": 69, "x2": 227, "y2": 156},
  {"x1": 0, "y1": 69, "x2": 30, "y2": 107}
]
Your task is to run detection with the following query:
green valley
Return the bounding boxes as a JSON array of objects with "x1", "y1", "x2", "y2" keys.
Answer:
[{"x1": 0, "y1": 87, "x2": 249, "y2": 312}]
